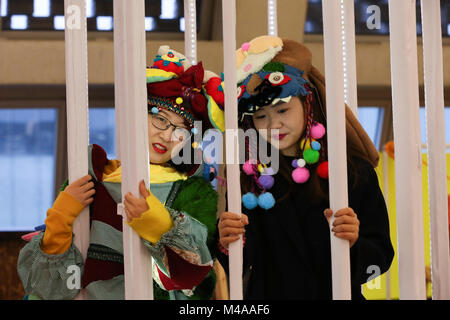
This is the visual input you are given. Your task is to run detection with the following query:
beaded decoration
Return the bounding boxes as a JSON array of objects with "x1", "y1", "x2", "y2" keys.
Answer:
[
  {"x1": 148, "y1": 95, "x2": 195, "y2": 129},
  {"x1": 291, "y1": 90, "x2": 328, "y2": 183}
]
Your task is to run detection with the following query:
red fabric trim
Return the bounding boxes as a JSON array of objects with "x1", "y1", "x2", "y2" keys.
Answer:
[
  {"x1": 91, "y1": 144, "x2": 108, "y2": 182},
  {"x1": 90, "y1": 182, "x2": 123, "y2": 231},
  {"x1": 81, "y1": 258, "x2": 124, "y2": 288},
  {"x1": 157, "y1": 265, "x2": 184, "y2": 291},
  {"x1": 157, "y1": 245, "x2": 212, "y2": 290}
]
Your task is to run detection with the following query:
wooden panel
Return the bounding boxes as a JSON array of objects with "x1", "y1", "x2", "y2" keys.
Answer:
[{"x1": 0, "y1": 232, "x2": 27, "y2": 300}]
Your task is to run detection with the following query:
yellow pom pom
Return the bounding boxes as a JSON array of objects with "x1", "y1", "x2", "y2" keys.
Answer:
[
  {"x1": 192, "y1": 142, "x2": 198, "y2": 149},
  {"x1": 257, "y1": 164, "x2": 264, "y2": 173},
  {"x1": 176, "y1": 97, "x2": 183, "y2": 105}
]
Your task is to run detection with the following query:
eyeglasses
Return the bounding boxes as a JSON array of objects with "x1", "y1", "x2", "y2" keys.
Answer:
[{"x1": 151, "y1": 113, "x2": 191, "y2": 142}]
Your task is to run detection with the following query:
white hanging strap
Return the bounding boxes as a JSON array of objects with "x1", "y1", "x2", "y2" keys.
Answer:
[
  {"x1": 340, "y1": 0, "x2": 358, "y2": 118},
  {"x1": 388, "y1": 0, "x2": 426, "y2": 300},
  {"x1": 222, "y1": 0, "x2": 243, "y2": 300},
  {"x1": 322, "y1": 0, "x2": 351, "y2": 300},
  {"x1": 113, "y1": 0, "x2": 153, "y2": 300},
  {"x1": 420, "y1": 0, "x2": 450, "y2": 300},
  {"x1": 267, "y1": 0, "x2": 277, "y2": 36},
  {"x1": 64, "y1": 0, "x2": 90, "y2": 300},
  {"x1": 184, "y1": 0, "x2": 197, "y2": 65}
]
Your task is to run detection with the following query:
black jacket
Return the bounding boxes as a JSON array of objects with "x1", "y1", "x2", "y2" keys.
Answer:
[{"x1": 216, "y1": 156, "x2": 395, "y2": 300}]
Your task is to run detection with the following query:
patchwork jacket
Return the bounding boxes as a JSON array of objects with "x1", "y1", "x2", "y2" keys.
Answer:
[{"x1": 17, "y1": 144, "x2": 219, "y2": 300}]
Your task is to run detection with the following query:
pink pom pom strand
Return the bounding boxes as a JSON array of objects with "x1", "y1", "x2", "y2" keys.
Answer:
[{"x1": 310, "y1": 123, "x2": 326, "y2": 140}]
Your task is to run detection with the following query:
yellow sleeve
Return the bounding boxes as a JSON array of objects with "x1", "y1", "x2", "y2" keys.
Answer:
[
  {"x1": 41, "y1": 191, "x2": 84, "y2": 255},
  {"x1": 127, "y1": 192, "x2": 173, "y2": 244}
]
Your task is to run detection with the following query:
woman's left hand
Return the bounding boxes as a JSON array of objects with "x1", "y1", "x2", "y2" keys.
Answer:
[
  {"x1": 324, "y1": 207, "x2": 360, "y2": 248},
  {"x1": 124, "y1": 180, "x2": 150, "y2": 222}
]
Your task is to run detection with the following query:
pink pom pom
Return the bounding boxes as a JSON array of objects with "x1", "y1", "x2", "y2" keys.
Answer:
[
  {"x1": 292, "y1": 167, "x2": 310, "y2": 183},
  {"x1": 310, "y1": 123, "x2": 326, "y2": 140},
  {"x1": 241, "y1": 42, "x2": 250, "y2": 51},
  {"x1": 243, "y1": 161, "x2": 255, "y2": 175}
]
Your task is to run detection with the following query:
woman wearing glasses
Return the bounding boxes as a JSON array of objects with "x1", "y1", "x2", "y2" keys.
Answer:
[{"x1": 17, "y1": 47, "x2": 225, "y2": 300}]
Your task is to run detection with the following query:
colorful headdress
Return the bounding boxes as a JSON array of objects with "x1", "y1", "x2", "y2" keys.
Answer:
[
  {"x1": 237, "y1": 36, "x2": 379, "y2": 211},
  {"x1": 146, "y1": 46, "x2": 225, "y2": 133}
]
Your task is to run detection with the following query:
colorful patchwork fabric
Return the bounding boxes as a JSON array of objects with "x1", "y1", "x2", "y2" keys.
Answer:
[{"x1": 17, "y1": 144, "x2": 218, "y2": 300}]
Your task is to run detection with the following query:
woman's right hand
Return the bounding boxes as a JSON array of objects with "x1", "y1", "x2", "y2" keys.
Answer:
[
  {"x1": 218, "y1": 212, "x2": 249, "y2": 249},
  {"x1": 63, "y1": 174, "x2": 96, "y2": 208}
]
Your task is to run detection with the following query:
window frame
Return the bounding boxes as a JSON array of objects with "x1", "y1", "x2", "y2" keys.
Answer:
[
  {"x1": 303, "y1": 0, "x2": 450, "y2": 39},
  {"x1": 0, "y1": 84, "x2": 115, "y2": 203},
  {"x1": 0, "y1": 0, "x2": 214, "y2": 41}
]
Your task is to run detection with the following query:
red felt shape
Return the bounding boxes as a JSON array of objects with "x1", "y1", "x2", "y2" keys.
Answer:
[
  {"x1": 204, "y1": 76, "x2": 224, "y2": 108},
  {"x1": 157, "y1": 245, "x2": 212, "y2": 290},
  {"x1": 91, "y1": 144, "x2": 108, "y2": 181},
  {"x1": 153, "y1": 59, "x2": 184, "y2": 75},
  {"x1": 81, "y1": 258, "x2": 124, "y2": 288}
]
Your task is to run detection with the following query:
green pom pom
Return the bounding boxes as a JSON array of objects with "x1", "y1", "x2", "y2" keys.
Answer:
[
  {"x1": 303, "y1": 149, "x2": 320, "y2": 164},
  {"x1": 262, "y1": 62, "x2": 285, "y2": 72}
]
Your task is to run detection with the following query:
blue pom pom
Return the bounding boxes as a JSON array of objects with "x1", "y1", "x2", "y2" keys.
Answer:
[
  {"x1": 311, "y1": 141, "x2": 321, "y2": 151},
  {"x1": 242, "y1": 192, "x2": 258, "y2": 210},
  {"x1": 191, "y1": 127, "x2": 198, "y2": 135},
  {"x1": 258, "y1": 192, "x2": 275, "y2": 210},
  {"x1": 151, "y1": 107, "x2": 159, "y2": 114}
]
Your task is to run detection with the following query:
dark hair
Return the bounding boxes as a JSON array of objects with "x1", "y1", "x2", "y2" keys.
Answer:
[{"x1": 239, "y1": 89, "x2": 363, "y2": 205}]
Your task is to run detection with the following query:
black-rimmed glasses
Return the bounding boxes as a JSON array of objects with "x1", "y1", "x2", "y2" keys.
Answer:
[{"x1": 150, "y1": 113, "x2": 191, "y2": 142}]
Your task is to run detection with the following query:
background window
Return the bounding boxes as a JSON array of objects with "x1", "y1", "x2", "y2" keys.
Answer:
[
  {"x1": 1, "y1": 0, "x2": 202, "y2": 32},
  {"x1": 89, "y1": 107, "x2": 116, "y2": 159},
  {"x1": 419, "y1": 107, "x2": 450, "y2": 151},
  {"x1": 357, "y1": 106, "x2": 384, "y2": 150},
  {"x1": 305, "y1": 0, "x2": 450, "y2": 37},
  {"x1": 0, "y1": 108, "x2": 58, "y2": 231}
]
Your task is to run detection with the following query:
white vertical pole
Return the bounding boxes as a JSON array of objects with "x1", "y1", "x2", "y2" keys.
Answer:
[
  {"x1": 64, "y1": 0, "x2": 90, "y2": 300},
  {"x1": 322, "y1": 0, "x2": 351, "y2": 300},
  {"x1": 184, "y1": 0, "x2": 197, "y2": 65},
  {"x1": 388, "y1": 0, "x2": 426, "y2": 300},
  {"x1": 113, "y1": 0, "x2": 124, "y2": 160},
  {"x1": 113, "y1": 0, "x2": 153, "y2": 300},
  {"x1": 267, "y1": 0, "x2": 277, "y2": 36},
  {"x1": 222, "y1": 0, "x2": 243, "y2": 300},
  {"x1": 421, "y1": 0, "x2": 450, "y2": 300},
  {"x1": 340, "y1": 0, "x2": 358, "y2": 117}
]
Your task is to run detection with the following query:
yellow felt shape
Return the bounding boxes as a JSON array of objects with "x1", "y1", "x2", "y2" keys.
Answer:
[
  {"x1": 126, "y1": 192, "x2": 174, "y2": 244},
  {"x1": 236, "y1": 35, "x2": 283, "y2": 67},
  {"x1": 41, "y1": 191, "x2": 84, "y2": 255},
  {"x1": 247, "y1": 35, "x2": 283, "y2": 55},
  {"x1": 146, "y1": 68, "x2": 177, "y2": 83},
  {"x1": 103, "y1": 163, "x2": 187, "y2": 184},
  {"x1": 205, "y1": 89, "x2": 225, "y2": 132},
  {"x1": 236, "y1": 35, "x2": 283, "y2": 83}
]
